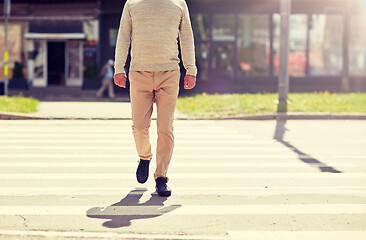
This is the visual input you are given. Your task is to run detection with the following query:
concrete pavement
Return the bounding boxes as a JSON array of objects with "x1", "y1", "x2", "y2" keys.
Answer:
[
  {"x1": 1, "y1": 101, "x2": 366, "y2": 120},
  {"x1": 0, "y1": 119, "x2": 365, "y2": 239},
  {"x1": 0, "y1": 101, "x2": 186, "y2": 120}
]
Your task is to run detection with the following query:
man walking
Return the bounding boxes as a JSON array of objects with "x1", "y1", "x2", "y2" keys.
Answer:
[
  {"x1": 114, "y1": 0, "x2": 197, "y2": 196},
  {"x1": 96, "y1": 59, "x2": 115, "y2": 99}
]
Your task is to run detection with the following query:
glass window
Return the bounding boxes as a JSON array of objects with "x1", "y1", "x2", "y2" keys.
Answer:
[
  {"x1": 350, "y1": 16, "x2": 366, "y2": 76},
  {"x1": 191, "y1": 14, "x2": 210, "y2": 41},
  {"x1": 309, "y1": 14, "x2": 343, "y2": 76},
  {"x1": 83, "y1": 20, "x2": 99, "y2": 42},
  {"x1": 211, "y1": 44, "x2": 235, "y2": 79},
  {"x1": 67, "y1": 41, "x2": 81, "y2": 79},
  {"x1": 109, "y1": 28, "x2": 118, "y2": 47},
  {"x1": 34, "y1": 40, "x2": 45, "y2": 79},
  {"x1": 196, "y1": 43, "x2": 210, "y2": 81},
  {"x1": 0, "y1": 23, "x2": 22, "y2": 78},
  {"x1": 237, "y1": 14, "x2": 270, "y2": 76},
  {"x1": 212, "y1": 14, "x2": 235, "y2": 41},
  {"x1": 273, "y1": 14, "x2": 307, "y2": 77}
]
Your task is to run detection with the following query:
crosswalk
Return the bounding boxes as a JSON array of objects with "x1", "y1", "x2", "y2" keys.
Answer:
[{"x1": 0, "y1": 119, "x2": 366, "y2": 240}]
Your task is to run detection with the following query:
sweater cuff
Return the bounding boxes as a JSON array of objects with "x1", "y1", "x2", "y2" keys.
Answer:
[
  {"x1": 186, "y1": 68, "x2": 197, "y2": 77},
  {"x1": 114, "y1": 67, "x2": 126, "y2": 75}
]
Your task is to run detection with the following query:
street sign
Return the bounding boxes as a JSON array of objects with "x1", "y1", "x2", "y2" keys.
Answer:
[{"x1": 3, "y1": 51, "x2": 8, "y2": 77}]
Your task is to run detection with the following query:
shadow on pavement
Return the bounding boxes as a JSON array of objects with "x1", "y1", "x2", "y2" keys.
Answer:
[
  {"x1": 86, "y1": 188, "x2": 181, "y2": 228},
  {"x1": 274, "y1": 119, "x2": 342, "y2": 173}
]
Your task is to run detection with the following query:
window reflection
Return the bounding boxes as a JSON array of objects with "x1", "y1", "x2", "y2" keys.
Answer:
[
  {"x1": 196, "y1": 43, "x2": 210, "y2": 81},
  {"x1": 309, "y1": 14, "x2": 343, "y2": 76},
  {"x1": 34, "y1": 40, "x2": 45, "y2": 79},
  {"x1": 109, "y1": 28, "x2": 118, "y2": 47},
  {"x1": 273, "y1": 14, "x2": 307, "y2": 77},
  {"x1": 237, "y1": 15, "x2": 270, "y2": 76},
  {"x1": 67, "y1": 41, "x2": 81, "y2": 78},
  {"x1": 212, "y1": 14, "x2": 235, "y2": 41},
  {"x1": 211, "y1": 44, "x2": 234, "y2": 79},
  {"x1": 350, "y1": 16, "x2": 366, "y2": 76},
  {"x1": 191, "y1": 14, "x2": 210, "y2": 41}
]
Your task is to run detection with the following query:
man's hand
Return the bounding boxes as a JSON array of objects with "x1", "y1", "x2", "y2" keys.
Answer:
[
  {"x1": 184, "y1": 74, "x2": 196, "y2": 89},
  {"x1": 114, "y1": 73, "x2": 127, "y2": 88}
]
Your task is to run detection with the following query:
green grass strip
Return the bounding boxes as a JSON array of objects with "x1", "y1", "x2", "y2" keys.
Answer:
[
  {"x1": 0, "y1": 95, "x2": 40, "y2": 113},
  {"x1": 177, "y1": 92, "x2": 366, "y2": 117}
]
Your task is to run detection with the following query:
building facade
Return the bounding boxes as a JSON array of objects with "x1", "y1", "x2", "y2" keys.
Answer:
[
  {"x1": 0, "y1": 0, "x2": 98, "y2": 88},
  {"x1": 1, "y1": 0, "x2": 366, "y2": 92}
]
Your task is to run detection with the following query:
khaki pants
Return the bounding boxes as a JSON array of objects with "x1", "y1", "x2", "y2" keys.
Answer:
[
  {"x1": 97, "y1": 78, "x2": 115, "y2": 98},
  {"x1": 129, "y1": 70, "x2": 180, "y2": 180}
]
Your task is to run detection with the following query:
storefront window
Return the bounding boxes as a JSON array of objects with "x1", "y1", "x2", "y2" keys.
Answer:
[
  {"x1": 67, "y1": 41, "x2": 81, "y2": 79},
  {"x1": 196, "y1": 43, "x2": 210, "y2": 81},
  {"x1": 211, "y1": 44, "x2": 234, "y2": 79},
  {"x1": 309, "y1": 14, "x2": 343, "y2": 76},
  {"x1": 350, "y1": 16, "x2": 366, "y2": 76},
  {"x1": 273, "y1": 14, "x2": 307, "y2": 77},
  {"x1": 191, "y1": 14, "x2": 210, "y2": 41},
  {"x1": 237, "y1": 15, "x2": 270, "y2": 76},
  {"x1": 34, "y1": 40, "x2": 45, "y2": 79},
  {"x1": 84, "y1": 20, "x2": 99, "y2": 80},
  {"x1": 109, "y1": 29, "x2": 118, "y2": 47},
  {"x1": 212, "y1": 14, "x2": 235, "y2": 41},
  {"x1": 84, "y1": 20, "x2": 99, "y2": 43},
  {"x1": 0, "y1": 23, "x2": 22, "y2": 79}
]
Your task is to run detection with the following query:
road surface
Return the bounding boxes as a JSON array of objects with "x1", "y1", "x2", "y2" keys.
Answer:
[{"x1": 0, "y1": 119, "x2": 365, "y2": 239}]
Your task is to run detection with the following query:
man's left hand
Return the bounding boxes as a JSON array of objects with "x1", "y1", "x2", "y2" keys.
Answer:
[{"x1": 184, "y1": 74, "x2": 196, "y2": 89}]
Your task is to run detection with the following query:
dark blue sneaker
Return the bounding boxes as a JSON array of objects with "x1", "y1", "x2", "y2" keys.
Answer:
[
  {"x1": 136, "y1": 159, "x2": 150, "y2": 184},
  {"x1": 155, "y1": 177, "x2": 171, "y2": 197}
]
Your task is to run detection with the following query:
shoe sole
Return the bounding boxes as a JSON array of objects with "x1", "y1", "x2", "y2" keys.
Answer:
[{"x1": 156, "y1": 189, "x2": 171, "y2": 197}]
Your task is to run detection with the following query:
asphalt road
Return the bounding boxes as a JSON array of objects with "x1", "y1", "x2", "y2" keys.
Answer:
[{"x1": 0, "y1": 119, "x2": 365, "y2": 240}]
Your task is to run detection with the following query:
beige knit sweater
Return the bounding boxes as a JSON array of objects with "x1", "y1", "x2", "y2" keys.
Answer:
[{"x1": 114, "y1": 0, "x2": 197, "y2": 77}]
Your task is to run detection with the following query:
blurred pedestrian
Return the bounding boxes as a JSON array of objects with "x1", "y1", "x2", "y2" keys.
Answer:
[
  {"x1": 96, "y1": 59, "x2": 115, "y2": 99},
  {"x1": 113, "y1": 0, "x2": 197, "y2": 196}
]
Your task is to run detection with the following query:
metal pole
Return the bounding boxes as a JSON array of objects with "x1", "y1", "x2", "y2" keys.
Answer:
[
  {"x1": 341, "y1": 0, "x2": 350, "y2": 92},
  {"x1": 3, "y1": 0, "x2": 10, "y2": 96},
  {"x1": 277, "y1": 0, "x2": 291, "y2": 112}
]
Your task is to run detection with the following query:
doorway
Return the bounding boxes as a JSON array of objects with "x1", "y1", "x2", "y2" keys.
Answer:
[{"x1": 47, "y1": 42, "x2": 65, "y2": 86}]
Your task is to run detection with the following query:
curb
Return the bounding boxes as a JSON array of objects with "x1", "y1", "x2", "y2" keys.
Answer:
[
  {"x1": 0, "y1": 113, "x2": 44, "y2": 120},
  {"x1": 2, "y1": 112, "x2": 366, "y2": 120},
  {"x1": 0, "y1": 113, "x2": 130, "y2": 120},
  {"x1": 180, "y1": 113, "x2": 366, "y2": 120}
]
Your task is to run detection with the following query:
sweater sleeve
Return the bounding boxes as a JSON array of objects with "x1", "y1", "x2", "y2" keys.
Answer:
[
  {"x1": 114, "y1": 1, "x2": 132, "y2": 75},
  {"x1": 179, "y1": 1, "x2": 197, "y2": 77}
]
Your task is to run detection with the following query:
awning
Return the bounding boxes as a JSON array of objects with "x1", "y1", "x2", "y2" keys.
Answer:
[
  {"x1": 25, "y1": 22, "x2": 85, "y2": 40},
  {"x1": 24, "y1": 33, "x2": 85, "y2": 40}
]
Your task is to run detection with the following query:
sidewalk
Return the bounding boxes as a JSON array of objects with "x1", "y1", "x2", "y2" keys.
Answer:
[
  {"x1": 1, "y1": 101, "x2": 366, "y2": 120},
  {"x1": 0, "y1": 101, "x2": 187, "y2": 120}
]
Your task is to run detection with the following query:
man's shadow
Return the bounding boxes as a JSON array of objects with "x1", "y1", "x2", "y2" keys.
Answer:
[
  {"x1": 274, "y1": 118, "x2": 341, "y2": 173},
  {"x1": 86, "y1": 188, "x2": 181, "y2": 228}
]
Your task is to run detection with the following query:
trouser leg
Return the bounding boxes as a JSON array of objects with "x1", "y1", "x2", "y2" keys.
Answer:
[
  {"x1": 153, "y1": 70, "x2": 180, "y2": 180},
  {"x1": 129, "y1": 71, "x2": 154, "y2": 161}
]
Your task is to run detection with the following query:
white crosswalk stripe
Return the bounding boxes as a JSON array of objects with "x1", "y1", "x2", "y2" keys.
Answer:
[
  {"x1": 0, "y1": 230, "x2": 228, "y2": 240},
  {"x1": 1, "y1": 172, "x2": 366, "y2": 179},
  {"x1": 1, "y1": 204, "x2": 365, "y2": 215},
  {"x1": 228, "y1": 231, "x2": 366, "y2": 240},
  {"x1": 0, "y1": 162, "x2": 354, "y2": 167},
  {"x1": 0, "y1": 119, "x2": 365, "y2": 240},
  {"x1": 1, "y1": 186, "x2": 366, "y2": 196}
]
